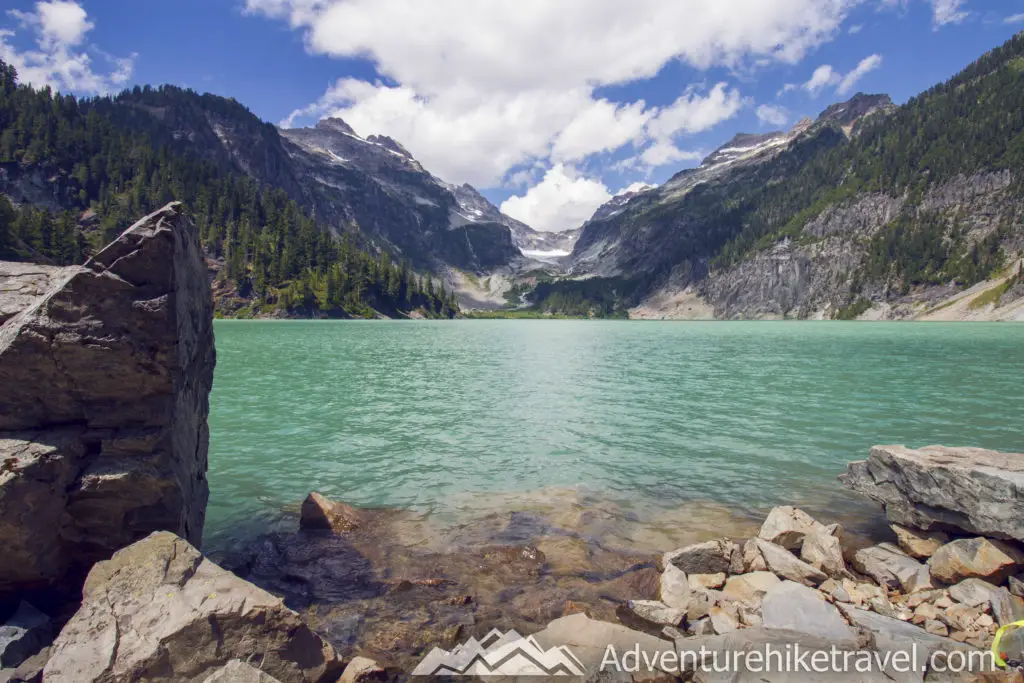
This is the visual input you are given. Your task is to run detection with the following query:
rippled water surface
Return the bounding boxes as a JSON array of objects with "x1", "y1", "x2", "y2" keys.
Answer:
[{"x1": 205, "y1": 320, "x2": 1024, "y2": 552}]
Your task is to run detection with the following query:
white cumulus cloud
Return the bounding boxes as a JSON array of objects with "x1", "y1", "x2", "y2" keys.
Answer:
[
  {"x1": 756, "y1": 104, "x2": 790, "y2": 127},
  {"x1": 251, "y1": 0, "x2": 862, "y2": 227},
  {"x1": 929, "y1": 0, "x2": 969, "y2": 27},
  {"x1": 788, "y1": 54, "x2": 883, "y2": 98},
  {"x1": 2, "y1": 1, "x2": 135, "y2": 94},
  {"x1": 500, "y1": 164, "x2": 613, "y2": 233}
]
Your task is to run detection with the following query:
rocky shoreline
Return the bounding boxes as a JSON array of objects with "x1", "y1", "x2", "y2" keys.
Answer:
[{"x1": 2, "y1": 207, "x2": 1023, "y2": 681}]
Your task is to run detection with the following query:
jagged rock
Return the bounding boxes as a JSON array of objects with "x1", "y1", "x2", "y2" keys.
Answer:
[
  {"x1": 800, "y1": 526, "x2": 847, "y2": 578},
  {"x1": 762, "y1": 581, "x2": 858, "y2": 644},
  {"x1": 943, "y1": 603, "x2": 984, "y2": 632},
  {"x1": 990, "y1": 587, "x2": 1024, "y2": 627},
  {"x1": 0, "y1": 602, "x2": 50, "y2": 669},
  {"x1": 835, "y1": 604, "x2": 977, "y2": 676},
  {"x1": 924, "y1": 620, "x2": 949, "y2": 637},
  {"x1": 626, "y1": 600, "x2": 686, "y2": 627},
  {"x1": 43, "y1": 532, "x2": 342, "y2": 683},
  {"x1": 754, "y1": 539, "x2": 827, "y2": 586},
  {"x1": 950, "y1": 578, "x2": 1003, "y2": 608},
  {"x1": 688, "y1": 573, "x2": 726, "y2": 590},
  {"x1": 1, "y1": 645, "x2": 49, "y2": 683},
  {"x1": 913, "y1": 602, "x2": 940, "y2": 624},
  {"x1": 676, "y1": 628, "x2": 883, "y2": 682},
  {"x1": 928, "y1": 537, "x2": 1024, "y2": 584},
  {"x1": 757, "y1": 506, "x2": 826, "y2": 550},
  {"x1": 685, "y1": 588, "x2": 716, "y2": 621},
  {"x1": 850, "y1": 543, "x2": 923, "y2": 592},
  {"x1": 687, "y1": 618, "x2": 715, "y2": 636},
  {"x1": 840, "y1": 445, "x2": 1024, "y2": 542},
  {"x1": 892, "y1": 524, "x2": 949, "y2": 559},
  {"x1": 203, "y1": 660, "x2": 283, "y2": 683},
  {"x1": 740, "y1": 538, "x2": 767, "y2": 573},
  {"x1": 339, "y1": 657, "x2": 386, "y2": 683},
  {"x1": 903, "y1": 565, "x2": 935, "y2": 594},
  {"x1": 300, "y1": 492, "x2": 363, "y2": 533},
  {"x1": 0, "y1": 204, "x2": 215, "y2": 602},
  {"x1": 722, "y1": 572, "x2": 781, "y2": 606},
  {"x1": 663, "y1": 539, "x2": 737, "y2": 575},
  {"x1": 1009, "y1": 574, "x2": 1024, "y2": 598},
  {"x1": 709, "y1": 603, "x2": 740, "y2": 634},
  {"x1": 659, "y1": 564, "x2": 691, "y2": 610}
]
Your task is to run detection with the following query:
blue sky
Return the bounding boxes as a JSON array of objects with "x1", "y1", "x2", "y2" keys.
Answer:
[{"x1": 2, "y1": 0, "x2": 1023, "y2": 232}]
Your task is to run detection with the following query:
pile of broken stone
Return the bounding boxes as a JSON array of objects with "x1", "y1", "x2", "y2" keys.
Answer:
[{"x1": 617, "y1": 444, "x2": 1024, "y2": 679}]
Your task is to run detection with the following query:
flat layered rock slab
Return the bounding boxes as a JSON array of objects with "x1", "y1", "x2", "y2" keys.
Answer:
[{"x1": 840, "y1": 445, "x2": 1024, "y2": 542}]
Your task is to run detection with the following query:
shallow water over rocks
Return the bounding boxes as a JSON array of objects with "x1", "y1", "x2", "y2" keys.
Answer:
[{"x1": 218, "y1": 487, "x2": 885, "y2": 672}]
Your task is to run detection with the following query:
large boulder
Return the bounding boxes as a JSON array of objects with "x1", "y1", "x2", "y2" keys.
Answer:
[
  {"x1": 891, "y1": 525, "x2": 949, "y2": 559},
  {"x1": 840, "y1": 445, "x2": 1024, "y2": 542},
  {"x1": 43, "y1": 532, "x2": 342, "y2": 683},
  {"x1": 928, "y1": 537, "x2": 1024, "y2": 585},
  {"x1": 0, "y1": 204, "x2": 215, "y2": 603}
]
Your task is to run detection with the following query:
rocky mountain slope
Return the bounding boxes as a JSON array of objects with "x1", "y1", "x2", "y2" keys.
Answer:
[
  {"x1": 1, "y1": 83, "x2": 528, "y2": 277},
  {"x1": 559, "y1": 32, "x2": 1024, "y2": 320}
]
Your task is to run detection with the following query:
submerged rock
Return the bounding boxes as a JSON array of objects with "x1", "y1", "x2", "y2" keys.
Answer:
[
  {"x1": 300, "y1": 492, "x2": 364, "y2": 533},
  {"x1": 840, "y1": 445, "x2": 1024, "y2": 541},
  {"x1": 0, "y1": 203, "x2": 215, "y2": 603},
  {"x1": 44, "y1": 532, "x2": 343, "y2": 683}
]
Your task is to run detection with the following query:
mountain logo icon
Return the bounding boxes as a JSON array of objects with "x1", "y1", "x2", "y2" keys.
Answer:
[{"x1": 411, "y1": 628, "x2": 586, "y2": 676}]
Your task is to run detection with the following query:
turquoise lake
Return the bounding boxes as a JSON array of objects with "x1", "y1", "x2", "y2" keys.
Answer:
[{"x1": 204, "y1": 321, "x2": 1024, "y2": 552}]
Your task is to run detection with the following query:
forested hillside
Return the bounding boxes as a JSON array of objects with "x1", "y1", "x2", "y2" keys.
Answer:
[
  {"x1": 551, "y1": 31, "x2": 1024, "y2": 319},
  {"x1": 0, "y1": 61, "x2": 458, "y2": 319}
]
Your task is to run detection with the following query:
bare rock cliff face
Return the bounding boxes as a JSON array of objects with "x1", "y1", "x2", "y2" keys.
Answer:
[{"x1": 0, "y1": 203, "x2": 215, "y2": 605}]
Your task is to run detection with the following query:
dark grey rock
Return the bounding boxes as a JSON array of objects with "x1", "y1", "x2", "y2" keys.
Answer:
[
  {"x1": 0, "y1": 203, "x2": 216, "y2": 602},
  {"x1": 0, "y1": 602, "x2": 50, "y2": 669},
  {"x1": 840, "y1": 445, "x2": 1024, "y2": 542}
]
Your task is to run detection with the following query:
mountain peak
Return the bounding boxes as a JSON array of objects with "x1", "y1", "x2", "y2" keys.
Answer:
[
  {"x1": 367, "y1": 134, "x2": 412, "y2": 158},
  {"x1": 316, "y1": 117, "x2": 357, "y2": 136},
  {"x1": 817, "y1": 93, "x2": 894, "y2": 128}
]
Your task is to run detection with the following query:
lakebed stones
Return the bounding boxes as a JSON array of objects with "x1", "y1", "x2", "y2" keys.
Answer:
[
  {"x1": 0, "y1": 203, "x2": 215, "y2": 603},
  {"x1": 840, "y1": 445, "x2": 1024, "y2": 542},
  {"x1": 43, "y1": 531, "x2": 343, "y2": 683},
  {"x1": 928, "y1": 537, "x2": 1024, "y2": 585},
  {"x1": 338, "y1": 656, "x2": 386, "y2": 683}
]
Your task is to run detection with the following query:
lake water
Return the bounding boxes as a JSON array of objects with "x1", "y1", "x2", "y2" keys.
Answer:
[{"x1": 205, "y1": 320, "x2": 1024, "y2": 554}]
